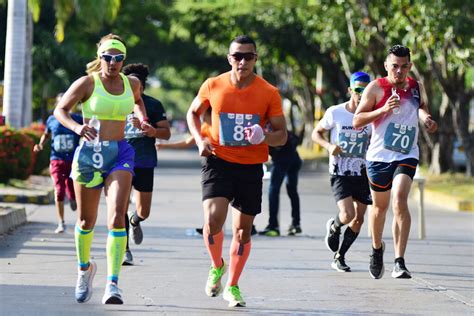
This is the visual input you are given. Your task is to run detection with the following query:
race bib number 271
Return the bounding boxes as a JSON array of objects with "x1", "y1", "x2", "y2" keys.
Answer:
[{"x1": 219, "y1": 112, "x2": 260, "y2": 146}]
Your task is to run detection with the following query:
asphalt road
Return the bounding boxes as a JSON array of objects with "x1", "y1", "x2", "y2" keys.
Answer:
[{"x1": 0, "y1": 149, "x2": 472, "y2": 315}]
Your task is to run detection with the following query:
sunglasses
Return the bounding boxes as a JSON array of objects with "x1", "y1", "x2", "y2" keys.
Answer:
[
  {"x1": 353, "y1": 87, "x2": 365, "y2": 95},
  {"x1": 100, "y1": 54, "x2": 125, "y2": 63},
  {"x1": 231, "y1": 52, "x2": 257, "y2": 61}
]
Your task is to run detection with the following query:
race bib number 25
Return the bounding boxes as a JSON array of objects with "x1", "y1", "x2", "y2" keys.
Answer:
[{"x1": 219, "y1": 112, "x2": 260, "y2": 146}]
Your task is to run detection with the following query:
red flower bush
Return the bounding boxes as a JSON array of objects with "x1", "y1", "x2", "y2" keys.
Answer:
[
  {"x1": 0, "y1": 127, "x2": 35, "y2": 183},
  {"x1": 21, "y1": 124, "x2": 50, "y2": 175}
]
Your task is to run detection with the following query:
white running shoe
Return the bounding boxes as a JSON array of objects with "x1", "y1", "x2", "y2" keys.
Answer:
[
  {"x1": 102, "y1": 282, "x2": 123, "y2": 304},
  {"x1": 55, "y1": 222, "x2": 66, "y2": 234},
  {"x1": 75, "y1": 261, "x2": 97, "y2": 303},
  {"x1": 122, "y1": 249, "x2": 134, "y2": 266}
]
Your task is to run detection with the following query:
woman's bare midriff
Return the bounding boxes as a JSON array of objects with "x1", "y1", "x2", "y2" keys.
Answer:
[{"x1": 84, "y1": 119, "x2": 127, "y2": 141}]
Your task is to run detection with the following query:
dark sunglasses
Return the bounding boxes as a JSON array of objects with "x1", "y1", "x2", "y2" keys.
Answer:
[
  {"x1": 100, "y1": 53, "x2": 125, "y2": 63},
  {"x1": 353, "y1": 87, "x2": 365, "y2": 95},
  {"x1": 231, "y1": 52, "x2": 256, "y2": 61}
]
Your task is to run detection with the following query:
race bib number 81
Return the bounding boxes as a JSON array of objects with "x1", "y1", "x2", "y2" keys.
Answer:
[
  {"x1": 383, "y1": 123, "x2": 416, "y2": 154},
  {"x1": 219, "y1": 112, "x2": 260, "y2": 146}
]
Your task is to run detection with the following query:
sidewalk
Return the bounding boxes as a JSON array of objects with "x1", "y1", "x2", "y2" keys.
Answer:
[{"x1": 0, "y1": 149, "x2": 473, "y2": 315}]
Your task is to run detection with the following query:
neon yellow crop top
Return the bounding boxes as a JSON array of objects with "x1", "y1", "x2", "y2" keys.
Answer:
[{"x1": 82, "y1": 72, "x2": 134, "y2": 120}]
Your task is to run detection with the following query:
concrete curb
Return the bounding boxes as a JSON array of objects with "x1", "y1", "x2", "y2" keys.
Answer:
[
  {"x1": 0, "y1": 191, "x2": 53, "y2": 205},
  {"x1": 0, "y1": 206, "x2": 27, "y2": 234}
]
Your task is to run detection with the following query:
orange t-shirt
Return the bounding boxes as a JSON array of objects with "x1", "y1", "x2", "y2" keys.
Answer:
[
  {"x1": 200, "y1": 122, "x2": 211, "y2": 139},
  {"x1": 198, "y1": 71, "x2": 283, "y2": 164}
]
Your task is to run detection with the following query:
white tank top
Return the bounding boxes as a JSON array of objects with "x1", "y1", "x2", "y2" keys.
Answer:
[{"x1": 366, "y1": 77, "x2": 420, "y2": 162}]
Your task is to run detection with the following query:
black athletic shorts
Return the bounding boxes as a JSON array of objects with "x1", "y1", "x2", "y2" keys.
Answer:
[
  {"x1": 330, "y1": 171, "x2": 372, "y2": 205},
  {"x1": 132, "y1": 167, "x2": 154, "y2": 192},
  {"x1": 201, "y1": 155, "x2": 263, "y2": 216}
]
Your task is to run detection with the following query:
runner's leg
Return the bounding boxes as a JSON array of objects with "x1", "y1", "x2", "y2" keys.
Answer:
[
  {"x1": 391, "y1": 174, "x2": 413, "y2": 258},
  {"x1": 227, "y1": 209, "x2": 254, "y2": 286}
]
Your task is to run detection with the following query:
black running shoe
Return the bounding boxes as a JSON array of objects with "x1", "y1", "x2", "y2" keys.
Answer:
[
  {"x1": 251, "y1": 225, "x2": 257, "y2": 236},
  {"x1": 331, "y1": 254, "x2": 351, "y2": 272},
  {"x1": 325, "y1": 218, "x2": 340, "y2": 252},
  {"x1": 128, "y1": 211, "x2": 143, "y2": 245},
  {"x1": 287, "y1": 224, "x2": 302, "y2": 236},
  {"x1": 391, "y1": 258, "x2": 412, "y2": 279},
  {"x1": 369, "y1": 241, "x2": 385, "y2": 279}
]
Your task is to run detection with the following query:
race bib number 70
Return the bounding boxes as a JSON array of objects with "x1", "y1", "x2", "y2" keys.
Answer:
[
  {"x1": 219, "y1": 112, "x2": 260, "y2": 146},
  {"x1": 383, "y1": 122, "x2": 416, "y2": 154}
]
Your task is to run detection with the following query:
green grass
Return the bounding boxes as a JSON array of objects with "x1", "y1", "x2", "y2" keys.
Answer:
[
  {"x1": 0, "y1": 179, "x2": 29, "y2": 189},
  {"x1": 297, "y1": 145, "x2": 328, "y2": 163},
  {"x1": 421, "y1": 170, "x2": 474, "y2": 201}
]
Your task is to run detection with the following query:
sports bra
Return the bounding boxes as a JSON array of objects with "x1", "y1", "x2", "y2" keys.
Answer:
[{"x1": 82, "y1": 72, "x2": 134, "y2": 121}]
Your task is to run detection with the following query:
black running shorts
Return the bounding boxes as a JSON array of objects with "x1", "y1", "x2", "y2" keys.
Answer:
[
  {"x1": 330, "y1": 171, "x2": 372, "y2": 205},
  {"x1": 201, "y1": 155, "x2": 263, "y2": 216},
  {"x1": 132, "y1": 167, "x2": 154, "y2": 192}
]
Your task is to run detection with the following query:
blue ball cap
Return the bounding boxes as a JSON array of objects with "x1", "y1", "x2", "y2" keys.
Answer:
[{"x1": 350, "y1": 71, "x2": 371, "y2": 88}]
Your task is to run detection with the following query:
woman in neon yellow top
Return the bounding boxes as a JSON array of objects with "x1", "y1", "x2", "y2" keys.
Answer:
[{"x1": 54, "y1": 33, "x2": 153, "y2": 305}]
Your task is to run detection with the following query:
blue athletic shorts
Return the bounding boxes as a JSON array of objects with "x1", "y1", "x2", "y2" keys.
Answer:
[
  {"x1": 366, "y1": 158, "x2": 418, "y2": 192},
  {"x1": 71, "y1": 139, "x2": 135, "y2": 188}
]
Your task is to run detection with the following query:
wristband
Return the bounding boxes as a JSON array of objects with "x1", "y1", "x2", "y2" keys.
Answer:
[{"x1": 140, "y1": 117, "x2": 149, "y2": 125}]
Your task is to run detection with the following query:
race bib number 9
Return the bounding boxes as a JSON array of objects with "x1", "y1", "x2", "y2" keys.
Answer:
[
  {"x1": 53, "y1": 134, "x2": 75, "y2": 153},
  {"x1": 219, "y1": 112, "x2": 260, "y2": 146},
  {"x1": 338, "y1": 132, "x2": 368, "y2": 158},
  {"x1": 78, "y1": 141, "x2": 117, "y2": 172},
  {"x1": 383, "y1": 123, "x2": 416, "y2": 154}
]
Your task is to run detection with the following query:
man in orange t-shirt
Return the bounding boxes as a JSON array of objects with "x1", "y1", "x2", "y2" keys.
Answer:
[{"x1": 187, "y1": 35, "x2": 287, "y2": 308}]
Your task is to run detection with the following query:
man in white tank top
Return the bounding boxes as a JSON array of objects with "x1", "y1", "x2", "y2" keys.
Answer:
[{"x1": 353, "y1": 45, "x2": 437, "y2": 280}]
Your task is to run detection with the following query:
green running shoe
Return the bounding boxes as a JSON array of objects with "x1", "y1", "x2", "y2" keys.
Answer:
[
  {"x1": 258, "y1": 226, "x2": 280, "y2": 237},
  {"x1": 223, "y1": 285, "x2": 246, "y2": 307},
  {"x1": 205, "y1": 259, "x2": 227, "y2": 297}
]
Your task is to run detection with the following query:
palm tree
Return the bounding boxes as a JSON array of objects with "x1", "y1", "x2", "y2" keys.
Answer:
[
  {"x1": 2, "y1": 0, "x2": 121, "y2": 128},
  {"x1": 3, "y1": 0, "x2": 27, "y2": 128}
]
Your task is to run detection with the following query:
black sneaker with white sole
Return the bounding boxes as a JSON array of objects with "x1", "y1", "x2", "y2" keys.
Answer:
[
  {"x1": 331, "y1": 254, "x2": 351, "y2": 272},
  {"x1": 369, "y1": 241, "x2": 385, "y2": 279},
  {"x1": 325, "y1": 218, "x2": 340, "y2": 252},
  {"x1": 391, "y1": 258, "x2": 412, "y2": 279}
]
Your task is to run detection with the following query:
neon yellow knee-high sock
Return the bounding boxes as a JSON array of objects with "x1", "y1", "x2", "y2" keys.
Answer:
[
  {"x1": 75, "y1": 225, "x2": 94, "y2": 269},
  {"x1": 106, "y1": 228, "x2": 127, "y2": 283}
]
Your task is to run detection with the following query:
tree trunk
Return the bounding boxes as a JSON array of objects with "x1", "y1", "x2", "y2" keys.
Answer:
[
  {"x1": 3, "y1": 0, "x2": 27, "y2": 129},
  {"x1": 22, "y1": 11, "x2": 33, "y2": 127}
]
